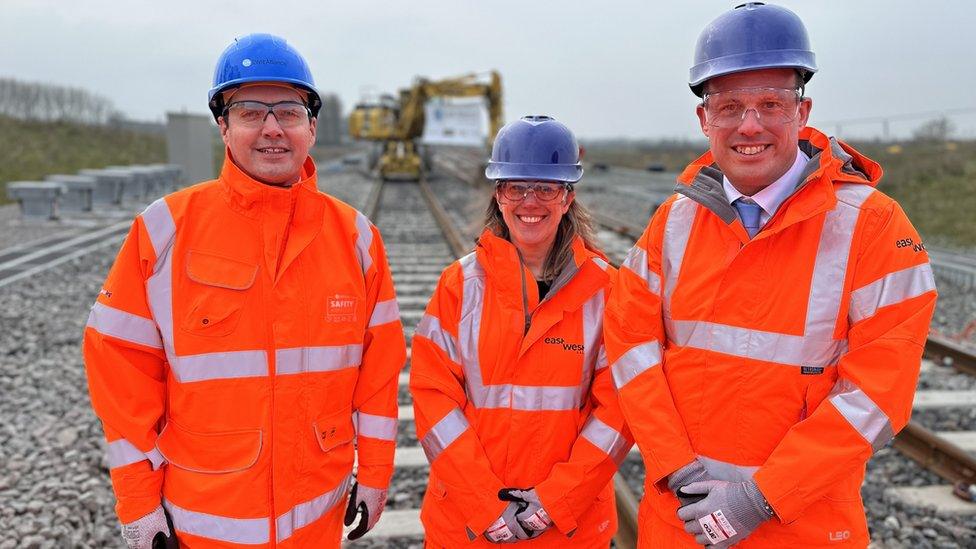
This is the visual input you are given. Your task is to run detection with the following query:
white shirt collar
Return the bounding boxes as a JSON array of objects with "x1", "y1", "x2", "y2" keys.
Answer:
[{"x1": 723, "y1": 147, "x2": 810, "y2": 221}]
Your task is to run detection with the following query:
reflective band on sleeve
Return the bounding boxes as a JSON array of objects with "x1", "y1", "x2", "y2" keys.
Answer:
[
  {"x1": 275, "y1": 345, "x2": 363, "y2": 376},
  {"x1": 368, "y1": 298, "x2": 401, "y2": 328},
  {"x1": 421, "y1": 408, "x2": 470, "y2": 462},
  {"x1": 580, "y1": 416, "x2": 633, "y2": 464},
  {"x1": 357, "y1": 412, "x2": 397, "y2": 441},
  {"x1": 828, "y1": 377, "x2": 893, "y2": 452},
  {"x1": 354, "y1": 212, "x2": 374, "y2": 274},
  {"x1": 849, "y1": 263, "x2": 936, "y2": 324},
  {"x1": 580, "y1": 288, "x2": 605, "y2": 399},
  {"x1": 170, "y1": 350, "x2": 268, "y2": 383},
  {"x1": 621, "y1": 246, "x2": 662, "y2": 296},
  {"x1": 611, "y1": 340, "x2": 662, "y2": 389},
  {"x1": 415, "y1": 314, "x2": 461, "y2": 364},
  {"x1": 106, "y1": 438, "x2": 157, "y2": 469},
  {"x1": 662, "y1": 197, "x2": 697, "y2": 307},
  {"x1": 276, "y1": 474, "x2": 352, "y2": 542},
  {"x1": 86, "y1": 301, "x2": 162, "y2": 349},
  {"x1": 140, "y1": 198, "x2": 176, "y2": 265},
  {"x1": 143, "y1": 199, "x2": 177, "y2": 363},
  {"x1": 163, "y1": 499, "x2": 270, "y2": 545}
]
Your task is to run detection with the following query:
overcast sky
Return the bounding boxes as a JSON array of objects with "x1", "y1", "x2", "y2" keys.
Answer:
[{"x1": 3, "y1": 0, "x2": 974, "y2": 140}]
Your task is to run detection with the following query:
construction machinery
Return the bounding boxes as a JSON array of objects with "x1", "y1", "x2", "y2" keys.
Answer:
[{"x1": 349, "y1": 71, "x2": 503, "y2": 180}]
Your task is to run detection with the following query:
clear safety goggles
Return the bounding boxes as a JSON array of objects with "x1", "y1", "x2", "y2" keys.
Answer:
[
  {"x1": 223, "y1": 100, "x2": 312, "y2": 128},
  {"x1": 702, "y1": 87, "x2": 802, "y2": 128},
  {"x1": 496, "y1": 181, "x2": 570, "y2": 203}
]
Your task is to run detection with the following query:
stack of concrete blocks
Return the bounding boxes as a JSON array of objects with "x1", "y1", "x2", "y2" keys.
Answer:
[
  {"x1": 104, "y1": 166, "x2": 148, "y2": 204},
  {"x1": 78, "y1": 169, "x2": 129, "y2": 209},
  {"x1": 6, "y1": 181, "x2": 67, "y2": 220},
  {"x1": 44, "y1": 174, "x2": 97, "y2": 214}
]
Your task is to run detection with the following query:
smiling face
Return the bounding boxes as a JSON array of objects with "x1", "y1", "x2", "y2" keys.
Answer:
[
  {"x1": 496, "y1": 181, "x2": 573, "y2": 258},
  {"x1": 218, "y1": 84, "x2": 316, "y2": 186},
  {"x1": 696, "y1": 68, "x2": 812, "y2": 195}
]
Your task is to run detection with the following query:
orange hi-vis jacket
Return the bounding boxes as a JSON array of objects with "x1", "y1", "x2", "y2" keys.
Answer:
[
  {"x1": 410, "y1": 231, "x2": 633, "y2": 547},
  {"x1": 605, "y1": 127, "x2": 937, "y2": 548},
  {"x1": 83, "y1": 153, "x2": 406, "y2": 547}
]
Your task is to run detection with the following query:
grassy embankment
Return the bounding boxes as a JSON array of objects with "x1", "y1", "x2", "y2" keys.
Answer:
[
  {"x1": 584, "y1": 139, "x2": 976, "y2": 248},
  {"x1": 0, "y1": 115, "x2": 166, "y2": 204}
]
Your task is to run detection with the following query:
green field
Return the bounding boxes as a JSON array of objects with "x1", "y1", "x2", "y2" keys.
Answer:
[
  {"x1": 0, "y1": 115, "x2": 166, "y2": 203},
  {"x1": 584, "y1": 139, "x2": 976, "y2": 248}
]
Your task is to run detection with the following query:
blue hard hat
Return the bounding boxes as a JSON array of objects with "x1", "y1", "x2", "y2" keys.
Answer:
[
  {"x1": 485, "y1": 115, "x2": 583, "y2": 184},
  {"x1": 208, "y1": 33, "x2": 322, "y2": 120},
  {"x1": 689, "y1": 2, "x2": 817, "y2": 97}
]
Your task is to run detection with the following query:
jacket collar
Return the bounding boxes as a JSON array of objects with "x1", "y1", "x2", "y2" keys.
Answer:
[
  {"x1": 218, "y1": 149, "x2": 319, "y2": 219},
  {"x1": 674, "y1": 126, "x2": 882, "y2": 237}
]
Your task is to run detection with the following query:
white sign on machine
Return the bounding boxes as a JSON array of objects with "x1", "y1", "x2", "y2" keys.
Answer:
[{"x1": 421, "y1": 97, "x2": 488, "y2": 146}]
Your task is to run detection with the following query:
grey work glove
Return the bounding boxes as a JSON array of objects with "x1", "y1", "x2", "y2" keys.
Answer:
[
  {"x1": 344, "y1": 482, "x2": 388, "y2": 540},
  {"x1": 120, "y1": 505, "x2": 173, "y2": 549},
  {"x1": 499, "y1": 488, "x2": 552, "y2": 534},
  {"x1": 676, "y1": 480, "x2": 774, "y2": 547},
  {"x1": 668, "y1": 459, "x2": 711, "y2": 507},
  {"x1": 484, "y1": 501, "x2": 534, "y2": 543}
]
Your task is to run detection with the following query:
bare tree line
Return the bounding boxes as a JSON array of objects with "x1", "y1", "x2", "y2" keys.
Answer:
[{"x1": 0, "y1": 77, "x2": 124, "y2": 125}]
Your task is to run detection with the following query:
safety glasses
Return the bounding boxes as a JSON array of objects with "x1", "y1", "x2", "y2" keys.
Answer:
[
  {"x1": 496, "y1": 182, "x2": 569, "y2": 203},
  {"x1": 702, "y1": 87, "x2": 802, "y2": 128},
  {"x1": 223, "y1": 100, "x2": 312, "y2": 128}
]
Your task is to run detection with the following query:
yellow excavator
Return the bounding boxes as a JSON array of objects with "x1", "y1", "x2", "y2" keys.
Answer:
[{"x1": 349, "y1": 71, "x2": 503, "y2": 180}]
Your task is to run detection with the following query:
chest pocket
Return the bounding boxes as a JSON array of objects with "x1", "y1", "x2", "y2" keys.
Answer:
[{"x1": 180, "y1": 250, "x2": 258, "y2": 337}]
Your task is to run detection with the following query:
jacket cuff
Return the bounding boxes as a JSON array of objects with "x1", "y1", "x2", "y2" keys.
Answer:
[
  {"x1": 355, "y1": 463, "x2": 393, "y2": 490},
  {"x1": 465, "y1": 497, "x2": 508, "y2": 538},
  {"x1": 112, "y1": 467, "x2": 164, "y2": 523},
  {"x1": 753, "y1": 468, "x2": 796, "y2": 523},
  {"x1": 647, "y1": 449, "x2": 697, "y2": 495},
  {"x1": 534, "y1": 482, "x2": 578, "y2": 535}
]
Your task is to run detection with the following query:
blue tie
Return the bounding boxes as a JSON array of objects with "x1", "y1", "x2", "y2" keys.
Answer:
[{"x1": 734, "y1": 198, "x2": 762, "y2": 238}]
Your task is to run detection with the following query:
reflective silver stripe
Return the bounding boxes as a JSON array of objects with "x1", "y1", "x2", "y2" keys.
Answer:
[
  {"x1": 415, "y1": 314, "x2": 461, "y2": 363},
  {"x1": 106, "y1": 438, "x2": 162, "y2": 469},
  {"x1": 276, "y1": 474, "x2": 353, "y2": 542},
  {"x1": 662, "y1": 185, "x2": 874, "y2": 368},
  {"x1": 596, "y1": 345, "x2": 609, "y2": 371},
  {"x1": 368, "y1": 298, "x2": 400, "y2": 328},
  {"x1": 699, "y1": 454, "x2": 759, "y2": 482},
  {"x1": 275, "y1": 345, "x2": 363, "y2": 375},
  {"x1": 141, "y1": 198, "x2": 176, "y2": 264},
  {"x1": 611, "y1": 340, "x2": 662, "y2": 389},
  {"x1": 143, "y1": 199, "x2": 177, "y2": 364},
  {"x1": 357, "y1": 412, "x2": 397, "y2": 441},
  {"x1": 512, "y1": 385, "x2": 581, "y2": 411},
  {"x1": 621, "y1": 246, "x2": 661, "y2": 296},
  {"x1": 163, "y1": 499, "x2": 269, "y2": 545},
  {"x1": 668, "y1": 320, "x2": 847, "y2": 369},
  {"x1": 591, "y1": 257, "x2": 609, "y2": 271},
  {"x1": 354, "y1": 211, "x2": 374, "y2": 274},
  {"x1": 579, "y1": 289, "x2": 605, "y2": 399},
  {"x1": 828, "y1": 377, "x2": 893, "y2": 452},
  {"x1": 849, "y1": 263, "x2": 936, "y2": 324},
  {"x1": 458, "y1": 253, "x2": 490, "y2": 407},
  {"x1": 170, "y1": 350, "x2": 267, "y2": 383},
  {"x1": 421, "y1": 407, "x2": 469, "y2": 462},
  {"x1": 662, "y1": 197, "x2": 697, "y2": 309},
  {"x1": 86, "y1": 301, "x2": 162, "y2": 349},
  {"x1": 580, "y1": 416, "x2": 632, "y2": 464}
]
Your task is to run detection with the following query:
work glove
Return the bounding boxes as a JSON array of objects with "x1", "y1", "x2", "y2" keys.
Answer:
[
  {"x1": 120, "y1": 505, "x2": 174, "y2": 549},
  {"x1": 484, "y1": 500, "x2": 535, "y2": 543},
  {"x1": 668, "y1": 459, "x2": 711, "y2": 507},
  {"x1": 676, "y1": 480, "x2": 774, "y2": 547},
  {"x1": 344, "y1": 482, "x2": 388, "y2": 541},
  {"x1": 499, "y1": 488, "x2": 552, "y2": 535}
]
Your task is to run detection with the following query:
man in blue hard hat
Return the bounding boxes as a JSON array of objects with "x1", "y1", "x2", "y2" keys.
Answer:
[
  {"x1": 84, "y1": 33, "x2": 406, "y2": 548},
  {"x1": 606, "y1": 3, "x2": 936, "y2": 547}
]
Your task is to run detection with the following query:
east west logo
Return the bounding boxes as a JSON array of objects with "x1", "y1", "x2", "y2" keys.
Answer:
[{"x1": 544, "y1": 336, "x2": 584, "y2": 354}]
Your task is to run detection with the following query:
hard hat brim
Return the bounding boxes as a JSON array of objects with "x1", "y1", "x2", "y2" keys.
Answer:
[
  {"x1": 485, "y1": 162, "x2": 583, "y2": 184},
  {"x1": 689, "y1": 50, "x2": 817, "y2": 96}
]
